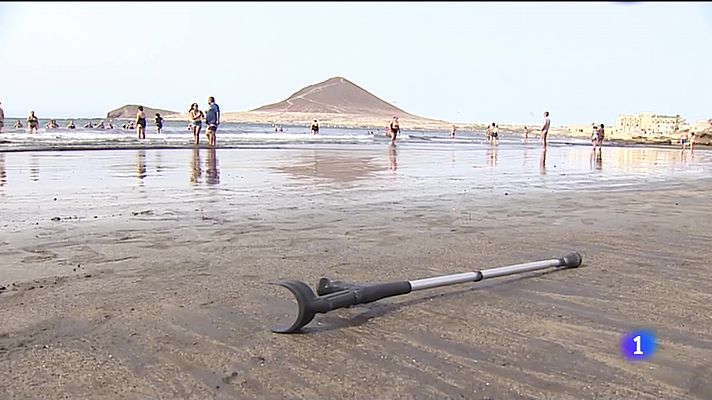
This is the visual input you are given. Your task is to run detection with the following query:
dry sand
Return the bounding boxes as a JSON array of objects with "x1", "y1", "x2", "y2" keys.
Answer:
[{"x1": 0, "y1": 146, "x2": 711, "y2": 399}]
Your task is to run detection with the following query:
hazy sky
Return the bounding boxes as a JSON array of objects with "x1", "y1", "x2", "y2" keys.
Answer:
[{"x1": 1, "y1": 2, "x2": 710, "y2": 125}]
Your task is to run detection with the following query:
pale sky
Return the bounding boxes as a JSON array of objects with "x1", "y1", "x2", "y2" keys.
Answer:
[{"x1": 0, "y1": 2, "x2": 710, "y2": 125}]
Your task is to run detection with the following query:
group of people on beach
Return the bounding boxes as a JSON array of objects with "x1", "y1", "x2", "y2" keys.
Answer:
[
  {"x1": 8, "y1": 103, "x2": 699, "y2": 154},
  {"x1": 9, "y1": 114, "x2": 139, "y2": 133},
  {"x1": 591, "y1": 123, "x2": 605, "y2": 151},
  {"x1": 184, "y1": 96, "x2": 221, "y2": 146},
  {"x1": 0, "y1": 97, "x2": 221, "y2": 147},
  {"x1": 442, "y1": 112, "x2": 552, "y2": 148},
  {"x1": 679, "y1": 129, "x2": 697, "y2": 151},
  {"x1": 486, "y1": 123, "x2": 501, "y2": 145},
  {"x1": 1, "y1": 108, "x2": 142, "y2": 134}
]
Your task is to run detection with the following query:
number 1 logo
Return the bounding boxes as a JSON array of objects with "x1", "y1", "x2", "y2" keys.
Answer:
[
  {"x1": 621, "y1": 330, "x2": 656, "y2": 361},
  {"x1": 633, "y1": 335, "x2": 643, "y2": 355}
]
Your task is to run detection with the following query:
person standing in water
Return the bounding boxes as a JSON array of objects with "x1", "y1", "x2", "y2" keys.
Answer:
[
  {"x1": 524, "y1": 126, "x2": 529, "y2": 140},
  {"x1": 67, "y1": 119, "x2": 76, "y2": 129},
  {"x1": 27, "y1": 111, "x2": 39, "y2": 134},
  {"x1": 596, "y1": 123, "x2": 605, "y2": 150},
  {"x1": 591, "y1": 123, "x2": 600, "y2": 149},
  {"x1": 311, "y1": 119, "x2": 319, "y2": 135},
  {"x1": 541, "y1": 111, "x2": 551, "y2": 148},
  {"x1": 679, "y1": 129, "x2": 689, "y2": 150},
  {"x1": 450, "y1": 124, "x2": 457, "y2": 138},
  {"x1": 490, "y1": 123, "x2": 499, "y2": 145},
  {"x1": 205, "y1": 96, "x2": 220, "y2": 147},
  {"x1": 189, "y1": 103, "x2": 204, "y2": 145},
  {"x1": 389, "y1": 115, "x2": 400, "y2": 144},
  {"x1": 690, "y1": 128, "x2": 697, "y2": 152},
  {"x1": 155, "y1": 113, "x2": 164, "y2": 134},
  {"x1": 0, "y1": 102, "x2": 4, "y2": 133},
  {"x1": 135, "y1": 106, "x2": 147, "y2": 139}
]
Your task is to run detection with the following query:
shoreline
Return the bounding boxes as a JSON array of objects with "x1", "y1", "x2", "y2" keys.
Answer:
[
  {"x1": 4, "y1": 113, "x2": 707, "y2": 147},
  {"x1": 0, "y1": 137, "x2": 707, "y2": 153}
]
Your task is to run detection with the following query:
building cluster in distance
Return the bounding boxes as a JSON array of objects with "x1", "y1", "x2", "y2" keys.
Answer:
[{"x1": 569, "y1": 112, "x2": 711, "y2": 138}]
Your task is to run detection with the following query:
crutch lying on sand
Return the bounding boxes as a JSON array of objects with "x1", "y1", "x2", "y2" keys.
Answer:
[{"x1": 270, "y1": 252, "x2": 582, "y2": 333}]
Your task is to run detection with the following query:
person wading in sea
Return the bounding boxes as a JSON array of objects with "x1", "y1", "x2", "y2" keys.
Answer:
[
  {"x1": 541, "y1": 111, "x2": 551, "y2": 148},
  {"x1": 389, "y1": 115, "x2": 400, "y2": 144},
  {"x1": 205, "y1": 96, "x2": 220, "y2": 147},
  {"x1": 189, "y1": 103, "x2": 204, "y2": 145},
  {"x1": 135, "y1": 106, "x2": 147, "y2": 139}
]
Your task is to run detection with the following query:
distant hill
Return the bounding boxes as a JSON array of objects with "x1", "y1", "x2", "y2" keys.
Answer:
[
  {"x1": 251, "y1": 76, "x2": 421, "y2": 119},
  {"x1": 107, "y1": 104, "x2": 179, "y2": 119}
]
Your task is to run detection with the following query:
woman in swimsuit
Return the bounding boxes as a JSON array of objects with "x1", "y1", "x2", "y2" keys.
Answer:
[
  {"x1": 27, "y1": 111, "x2": 39, "y2": 134},
  {"x1": 591, "y1": 123, "x2": 600, "y2": 148},
  {"x1": 189, "y1": 103, "x2": 204, "y2": 145},
  {"x1": 310, "y1": 119, "x2": 319, "y2": 135},
  {"x1": 135, "y1": 106, "x2": 147, "y2": 139},
  {"x1": 389, "y1": 116, "x2": 400, "y2": 144}
]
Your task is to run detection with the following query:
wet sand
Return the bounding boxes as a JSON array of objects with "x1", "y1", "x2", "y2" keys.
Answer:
[{"x1": 1, "y1": 144, "x2": 711, "y2": 399}]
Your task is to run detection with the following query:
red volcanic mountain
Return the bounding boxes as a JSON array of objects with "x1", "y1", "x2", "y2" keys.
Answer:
[{"x1": 251, "y1": 76, "x2": 419, "y2": 118}]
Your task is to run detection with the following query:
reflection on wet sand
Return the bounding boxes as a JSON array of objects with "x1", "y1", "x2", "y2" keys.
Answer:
[
  {"x1": 0, "y1": 153, "x2": 6, "y2": 193},
  {"x1": 389, "y1": 144, "x2": 398, "y2": 172},
  {"x1": 206, "y1": 147, "x2": 220, "y2": 185},
  {"x1": 590, "y1": 148, "x2": 603, "y2": 171},
  {"x1": 30, "y1": 154, "x2": 40, "y2": 182},
  {"x1": 539, "y1": 148, "x2": 547, "y2": 175},
  {"x1": 191, "y1": 147, "x2": 202, "y2": 184},
  {"x1": 189, "y1": 148, "x2": 220, "y2": 185},
  {"x1": 273, "y1": 150, "x2": 381, "y2": 184},
  {"x1": 577, "y1": 147, "x2": 702, "y2": 175},
  {"x1": 155, "y1": 151, "x2": 164, "y2": 174},
  {"x1": 487, "y1": 146, "x2": 498, "y2": 167},
  {"x1": 136, "y1": 150, "x2": 147, "y2": 185}
]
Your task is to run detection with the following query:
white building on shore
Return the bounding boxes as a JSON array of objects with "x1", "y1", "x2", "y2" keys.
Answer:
[{"x1": 615, "y1": 112, "x2": 685, "y2": 136}]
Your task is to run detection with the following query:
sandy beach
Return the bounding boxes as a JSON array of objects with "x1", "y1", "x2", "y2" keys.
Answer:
[{"x1": 1, "y1": 144, "x2": 711, "y2": 399}]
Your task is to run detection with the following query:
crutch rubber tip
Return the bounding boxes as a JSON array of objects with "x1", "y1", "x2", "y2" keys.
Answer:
[{"x1": 560, "y1": 252, "x2": 583, "y2": 268}]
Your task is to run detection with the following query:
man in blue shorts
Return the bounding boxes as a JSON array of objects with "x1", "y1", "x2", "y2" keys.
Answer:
[{"x1": 206, "y1": 96, "x2": 220, "y2": 147}]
